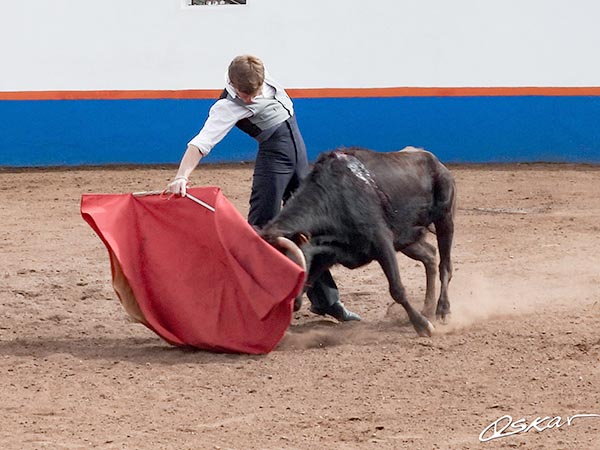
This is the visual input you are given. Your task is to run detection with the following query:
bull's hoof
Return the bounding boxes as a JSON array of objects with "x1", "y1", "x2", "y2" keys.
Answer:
[
  {"x1": 436, "y1": 301, "x2": 450, "y2": 322},
  {"x1": 415, "y1": 318, "x2": 435, "y2": 337},
  {"x1": 436, "y1": 312, "x2": 450, "y2": 325},
  {"x1": 310, "y1": 301, "x2": 361, "y2": 322}
]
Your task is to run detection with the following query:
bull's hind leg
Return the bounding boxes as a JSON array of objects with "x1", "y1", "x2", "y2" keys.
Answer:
[
  {"x1": 400, "y1": 236, "x2": 437, "y2": 319},
  {"x1": 377, "y1": 236, "x2": 434, "y2": 337},
  {"x1": 434, "y1": 215, "x2": 454, "y2": 321}
]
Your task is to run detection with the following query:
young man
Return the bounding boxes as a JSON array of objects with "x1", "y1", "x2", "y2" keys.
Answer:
[{"x1": 167, "y1": 54, "x2": 359, "y2": 322}]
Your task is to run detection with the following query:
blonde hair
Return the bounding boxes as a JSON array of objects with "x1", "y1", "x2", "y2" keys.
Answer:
[{"x1": 228, "y1": 55, "x2": 265, "y2": 96}]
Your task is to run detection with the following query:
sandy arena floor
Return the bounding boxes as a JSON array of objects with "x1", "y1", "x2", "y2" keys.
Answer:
[{"x1": 1, "y1": 162, "x2": 599, "y2": 449}]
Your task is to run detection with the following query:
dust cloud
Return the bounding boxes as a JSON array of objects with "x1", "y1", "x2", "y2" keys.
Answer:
[
  {"x1": 277, "y1": 270, "x2": 549, "y2": 348},
  {"x1": 277, "y1": 319, "x2": 407, "y2": 351},
  {"x1": 432, "y1": 270, "x2": 552, "y2": 334}
]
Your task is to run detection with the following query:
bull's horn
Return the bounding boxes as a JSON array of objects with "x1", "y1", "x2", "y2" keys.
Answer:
[{"x1": 274, "y1": 237, "x2": 307, "y2": 272}]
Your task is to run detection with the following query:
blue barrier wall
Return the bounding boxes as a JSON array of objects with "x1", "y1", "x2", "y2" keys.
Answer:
[
  {"x1": 1, "y1": 95, "x2": 600, "y2": 166},
  {"x1": 4, "y1": 1, "x2": 600, "y2": 166}
]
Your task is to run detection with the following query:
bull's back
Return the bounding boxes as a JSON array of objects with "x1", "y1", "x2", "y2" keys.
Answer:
[
  {"x1": 346, "y1": 147, "x2": 444, "y2": 194},
  {"x1": 347, "y1": 147, "x2": 454, "y2": 226}
]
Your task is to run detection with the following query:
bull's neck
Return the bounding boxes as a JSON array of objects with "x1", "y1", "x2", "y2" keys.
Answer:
[
  {"x1": 271, "y1": 188, "x2": 336, "y2": 238},
  {"x1": 274, "y1": 207, "x2": 330, "y2": 238}
]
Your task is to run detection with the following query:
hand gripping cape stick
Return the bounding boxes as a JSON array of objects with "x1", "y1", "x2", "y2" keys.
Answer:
[{"x1": 81, "y1": 187, "x2": 306, "y2": 354}]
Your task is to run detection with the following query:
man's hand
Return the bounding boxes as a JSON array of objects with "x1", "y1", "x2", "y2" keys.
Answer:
[
  {"x1": 166, "y1": 176, "x2": 189, "y2": 196},
  {"x1": 167, "y1": 145, "x2": 203, "y2": 197}
]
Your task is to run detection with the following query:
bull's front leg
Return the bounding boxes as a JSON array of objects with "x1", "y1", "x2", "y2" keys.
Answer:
[{"x1": 376, "y1": 237, "x2": 434, "y2": 337}]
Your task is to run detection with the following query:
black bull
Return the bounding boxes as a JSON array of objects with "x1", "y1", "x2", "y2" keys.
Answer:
[{"x1": 260, "y1": 147, "x2": 456, "y2": 337}]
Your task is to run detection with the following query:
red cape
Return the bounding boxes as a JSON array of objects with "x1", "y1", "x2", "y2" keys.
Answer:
[{"x1": 81, "y1": 187, "x2": 305, "y2": 354}]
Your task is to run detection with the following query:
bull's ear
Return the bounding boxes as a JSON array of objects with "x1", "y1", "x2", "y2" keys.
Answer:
[{"x1": 292, "y1": 232, "x2": 310, "y2": 247}]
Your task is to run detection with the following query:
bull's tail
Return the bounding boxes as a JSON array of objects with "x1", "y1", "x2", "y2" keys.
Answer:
[{"x1": 432, "y1": 168, "x2": 456, "y2": 225}]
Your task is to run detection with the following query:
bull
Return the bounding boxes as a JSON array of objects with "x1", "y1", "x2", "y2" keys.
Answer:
[{"x1": 261, "y1": 147, "x2": 456, "y2": 337}]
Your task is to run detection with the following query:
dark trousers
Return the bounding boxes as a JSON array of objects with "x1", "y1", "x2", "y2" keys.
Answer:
[
  {"x1": 248, "y1": 115, "x2": 308, "y2": 227},
  {"x1": 247, "y1": 115, "x2": 339, "y2": 310}
]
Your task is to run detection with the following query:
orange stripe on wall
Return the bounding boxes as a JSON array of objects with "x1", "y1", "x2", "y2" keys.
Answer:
[
  {"x1": 0, "y1": 89, "x2": 224, "y2": 101},
  {"x1": 1, "y1": 86, "x2": 600, "y2": 101},
  {"x1": 289, "y1": 86, "x2": 600, "y2": 98}
]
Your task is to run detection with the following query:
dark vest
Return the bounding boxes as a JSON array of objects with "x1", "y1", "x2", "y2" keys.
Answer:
[{"x1": 220, "y1": 82, "x2": 293, "y2": 142}]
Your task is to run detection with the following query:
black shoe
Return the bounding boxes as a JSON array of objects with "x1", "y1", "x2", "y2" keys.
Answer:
[{"x1": 310, "y1": 301, "x2": 361, "y2": 322}]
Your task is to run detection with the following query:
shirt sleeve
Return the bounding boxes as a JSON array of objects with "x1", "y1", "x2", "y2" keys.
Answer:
[{"x1": 188, "y1": 98, "x2": 252, "y2": 156}]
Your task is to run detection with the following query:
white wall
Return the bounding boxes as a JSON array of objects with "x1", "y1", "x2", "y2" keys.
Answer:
[{"x1": 1, "y1": 0, "x2": 600, "y2": 91}]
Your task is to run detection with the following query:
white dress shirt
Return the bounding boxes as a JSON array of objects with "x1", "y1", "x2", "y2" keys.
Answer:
[{"x1": 188, "y1": 77, "x2": 278, "y2": 156}]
